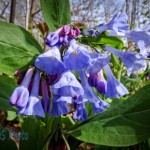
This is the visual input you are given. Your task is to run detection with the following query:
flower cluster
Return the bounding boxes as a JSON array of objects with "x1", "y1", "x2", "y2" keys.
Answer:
[
  {"x1": 85, "y1": 12, "x2": 150, "y2": 58},
  {"x1": 9, "y1": 13, "x2": 150, "y2": 120}
]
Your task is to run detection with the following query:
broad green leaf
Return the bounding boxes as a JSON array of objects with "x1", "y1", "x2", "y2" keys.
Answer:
[
  {"x1": 66, "y1": 84, "x2": 150, "y2": 146},
  {"x1": 7, "y1": 111, "x2": 17, "y2": 121},
  {"x1": 81, "y1": 34, "x2": 124, "y2": 49},
  {"x1": 20, "y1": 116, "x2": 60, "y2": 150},
  {"x1": 0, "y1": 75, "x2": 17, "y2": 111},
  {"x1": 37, "y1": 117, "x2": 60, "y2": 150},
  {"x1": 19, "y1": 117, "x2": 40, "y2": 150},
  {"x1": 0, "y1": 126, "x2": 18, "y2": 150},
  {"x1": 0, "y1": 21, "x2": 43, "y2": 75},
  {"x1": 0, "y1": 97, "x2": 16, "y2": 111},
  {"x1": 40, "y1": 0, "x2": 71, "y2": 31}
]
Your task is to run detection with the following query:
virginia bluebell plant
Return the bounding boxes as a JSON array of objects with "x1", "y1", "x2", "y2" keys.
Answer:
[{"x1": 9, "y1": 13, "x2": 150, "y2": 121}]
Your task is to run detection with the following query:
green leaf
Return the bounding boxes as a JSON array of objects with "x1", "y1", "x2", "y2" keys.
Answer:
[
  {"x1": 19, "y1": 117, "x2": 41, "y2": 150},
  {"x1": 20, "y1": 116, "x2": 60, "y2": 150},
  {"x1": 81, "y1": 34, "x2": 124, "y2": 49},
  {"x1": 0, "y1": 21, "x2": 42, "y2": 75},
  {"x1": 111, "y1": 54, "x2": 120, "y2": 69},
  {"x1": 6, "y1": 111, "x2": 17, "y2": 121},
  {"x1": 40, "y1": 0, "x2": 71, "y2": 31},
  {"x1": 61, "y1": 116, "x2": 75, "y2": 129},
  {"x1": 0, "y1": 75, "x2": 17, "y2": 111},
  {"x1": 37, "y1": 116, "x2": 60, "y2": 150},
  {"x1": 0, "y1": 126, "x2": 18, "y2": 150},
  {"x1": 66, "y1": 84, "x2": 150, "y2": 146}
]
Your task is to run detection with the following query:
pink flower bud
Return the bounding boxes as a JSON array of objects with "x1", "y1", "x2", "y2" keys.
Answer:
[{"x1": 69, "y1": 29, "x2": 76, "y2": 38}]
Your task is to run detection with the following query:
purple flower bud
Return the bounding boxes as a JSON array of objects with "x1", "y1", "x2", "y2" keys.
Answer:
[
  {"x1": 41, "y1": 77, "x2": 51, "y2": 113},
  {"x1": 56, "y1": 26, "x2": 64, "y2": 35},
  {"x1": 17, "y1": 76, "x2": 24, "y2": 85},
  {"x1": 96, "y1": 81, "x2": 106, "y2": 94},
  {"x1": 46, "y1": 32, "x2": 59, "y2": 47},
  {"x1": 79, "y1": 71, "x2": 107, "y2": 105},
  {"x1": 88, "y1": 73, "x2": 97, "y2": 87},
  {"x1": 14, "y1": 70, "x2": 26, "y2": 76},
  {"x1": 96, "y1": 70, "x2": 107, "y2": 94},
  {"x1": 146, "y1": 73, "x2": 150, "y2": 80},
  {"x1": 69, "y1": 29, "x2": 76, "y2": 38},
  {"x1": 62, "y1": 35, "x2": 69, "y2": 46},
  {"x1": 59, "y1": 35, "x2": 69, "y2": 46},
  {"x1": 63, "y1": 25, "x2": 70, "y2": 35},
  {"x1": 75, "y1": 27, "x2": 81, "y2": 35},
  {"x1": 9, "y1": 68, "x2": 34, "y2": 108}
]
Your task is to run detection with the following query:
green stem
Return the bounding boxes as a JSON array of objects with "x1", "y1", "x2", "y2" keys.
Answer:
[
  {"x1": 62, "y1": 131, "x2": 70, "y2": 150},
  {"x1": 117, "y1": 62, "x2": 124, "y2": 81},
  {"x1": 83, "y1": 142, "x2": 87, "y2": 150}
]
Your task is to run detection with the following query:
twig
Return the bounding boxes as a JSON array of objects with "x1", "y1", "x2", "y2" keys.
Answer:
[
  {"x1": 25, "y1": 0, "x2": 30, "y2": 30},
  {"x1": 88, "y1": 42, "x2": 99, "y2": 53}
]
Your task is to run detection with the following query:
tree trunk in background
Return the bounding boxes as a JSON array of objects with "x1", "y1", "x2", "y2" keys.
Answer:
[
  {"x1": 131, "y1": 0, "x2": 137, "y2": 28},
  {"x1": 126, "y1": 0, "x2": 130, "y2": 25},
  {"x1": 25, "y1": 0, "x2": 30, "y2": 30},
  {"x1": 9, "y1": 0, "x2": 16, "y2": 23},
  {"x1": 104, "y1": 0, "x2": 110, "y2": 23}
]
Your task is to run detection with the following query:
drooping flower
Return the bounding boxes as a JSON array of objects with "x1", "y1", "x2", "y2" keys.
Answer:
[
  {"x1": 64, "y1": 39, "x2": 91, "y2": 71},
  {"x1": 98, "y1": 12, "x2": 129, "y2": 36},
  {"x1": 19, "y1": 70, "x2": 45, "y2": 117},
  {"x1": 73, "y1": 102, "x2": 88, "y2": 121},
  {"x1": 79, "y1": 70, "x2": 109, "y2": 114},
  {"x1": 41, "y1": 77, "x2": 51, "y2": 113},
  {"x1": 79, "y1": 70, "x2": 100, "y2": 103},
  {"x1": 104, "y1": 65, "x2": 129, "y2": 98},
  {"x1": 88, "y1": 70, "x2": 107, "y2": 94},
  {"x1": 9, "y1": 67, "x2": 34, "y2": 108},
  {"x1": 49, "y1": 96, "x2": 72, "y2": 117},
  {"x1": 59, "y1": 35, "x2": 69, "y2": 46},
  {"x1": 35, "y1": 46, "x2": 67, "y2": 75},
  {"x1": 125, "y1": 24, "x2": 150, "y2": 57},
  {"x1": 105, "y1": 46, "x2": 144, "y2": 76},
  {"x1": 51, "y1": 71, "x2": 84, "y2": 97},
  {"x1": 96, "y1": 70, "x2": 107, "y2": 94},
  {"x1": 86, "y1": 52, "x2": 110, "y2": 74},
  {"x1": 92, "y1": 100, "x2": 109, "y2": 115}
]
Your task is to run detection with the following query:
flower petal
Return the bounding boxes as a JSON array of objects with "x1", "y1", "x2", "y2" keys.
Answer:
[
  {"x1": 49, "y1": 96, "x2": 71, "y2": 117},
  {"x1": 105, "y1": 46, "x2": 144, "y2": 76},
  {"x1": 35, "y1": 46, "x2": 67, "y2": 75},
  {"x1": 64, "y1": 40, "x2": 90, "y2": 71},
  {"x1": 104, "y1": 65, "x2": 129, "y2": 98},
  {"x1": 52, "y1": 71, "x2": 84, "y2": 97}
]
